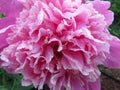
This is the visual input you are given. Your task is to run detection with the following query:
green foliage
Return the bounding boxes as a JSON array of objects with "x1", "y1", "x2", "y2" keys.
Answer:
[
  {"x1": 109, "y1": 0, "x2": 120, "y2": 38},
  {"x1": 0, "y1": 69, "x2": 34, "y2": 90},
  {"x1": 0, "y1": 13, "x2": 5, "y2": 18},
  {"x1": 110, "y1": 0, "x2": 120, "y2": 14}
]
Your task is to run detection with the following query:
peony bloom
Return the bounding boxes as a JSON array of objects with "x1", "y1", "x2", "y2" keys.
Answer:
[
  {"x1": 0, "y1": 0, "x2": 120, "y2": 90},
  {"x1": 0, "y1": 0, "x2": 24, "y2": 51}
]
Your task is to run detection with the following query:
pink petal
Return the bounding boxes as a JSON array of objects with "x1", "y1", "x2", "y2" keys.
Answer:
[
  {"x1": 62, "y1": 50, "x2": 84, "y2": 71},
  {"x1": 92, "y1": 0, "x2": 114, "y2": 26},
  {"x1": 0, "y1": 17, "x2": 15, "y2": 29},
  {"x1": 87, "y1": 78, "x2": 100, "y2": 90},
  {"x1": 71, "y1": 77, "x2": 85, "y2": 90},
  {"x1": 0, "y1": 0, "x2": 24, "y2": 17},
  {"x1": 0, "y1": 24, "x2": 12, "y2": 51},
  {"x1": 71, "y1": 77, "x2": 100, "y2": 90},
  {"x1": 104, "y1": 36, "x2": 120, "y2": 68},
  {"x1": 0, "y1": 0, "x2": 24, "y2": 50},
  {"x1": 0, "y1": 17, "x2": 15, "y2": 51}
]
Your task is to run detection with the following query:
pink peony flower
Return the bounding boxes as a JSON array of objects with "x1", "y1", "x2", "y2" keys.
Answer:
[
  {"x1": 0, "y1": 0, "x2": 24, "y2": 51},
  {"x1": 0, "y1": 0, "x2": 120, "y2": 90}
]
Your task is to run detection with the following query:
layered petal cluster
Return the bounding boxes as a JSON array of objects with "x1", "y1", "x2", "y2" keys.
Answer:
[{"x1": 0, "y1": 0, "x2": 120, "y2": 90}]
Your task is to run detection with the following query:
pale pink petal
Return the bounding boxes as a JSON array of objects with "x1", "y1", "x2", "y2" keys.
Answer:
[{"x1": 92, "y1": 0, "x2": 114, "y2": 26}]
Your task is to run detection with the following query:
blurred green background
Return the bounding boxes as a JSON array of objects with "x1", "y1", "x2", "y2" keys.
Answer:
[
  {"x1": 109, "y1": 0, "x2": 120, "y2": 38},
  {"x1": 0, "y1": 0, "x2": 120, "y2": 90}
]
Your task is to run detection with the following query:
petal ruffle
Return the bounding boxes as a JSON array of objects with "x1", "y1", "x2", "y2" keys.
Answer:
[{"x1": 92, "y1": 0, "x2": 114, "y2": 26}]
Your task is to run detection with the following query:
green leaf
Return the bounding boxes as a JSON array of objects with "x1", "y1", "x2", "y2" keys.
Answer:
[
  {"x1": 0, "y1": 13, "x2": 6, "y2": 18},
  {"x1": 0, "y1": 69, "x2": 34, "y2": 90}
]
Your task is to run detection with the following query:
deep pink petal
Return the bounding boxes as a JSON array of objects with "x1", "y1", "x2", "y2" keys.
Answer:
[
  {"x1": 0, "y1": 0, "x2": 24, "y2": 17},
  {"x1": 0, "y1": 17, "x2": 16, "y2": 51},
  {"x1": 0, "y1": 0, "x2": 24, "y2": 50},
  {"x1": 87, "y1": 78, "x2": 100, "y2": 90},
  {"x1": 71, "y1": 77, "x2": 85, "y2": 90},
  {"x1": 0, "y1": 17, "x2": 15, "y2": 29},
  {"x1": 0, "y1": 25, "x2": 12, "y2": 51},
  {"x1": 71, "y1": 77, "x2": 100, "y2": 90},
  {"x1": 0, "y1": 0, "x2": 24, "y2": 29}
]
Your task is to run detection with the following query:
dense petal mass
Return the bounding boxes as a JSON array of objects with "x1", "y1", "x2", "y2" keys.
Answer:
[{"x1": 0, "y1": 0, "x2": 120, "y2": 90}]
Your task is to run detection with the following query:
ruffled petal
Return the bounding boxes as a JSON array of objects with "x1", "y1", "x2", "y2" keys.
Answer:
[{"x1": 92, "y1": 0, "x2": 114, "y2": 26}]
